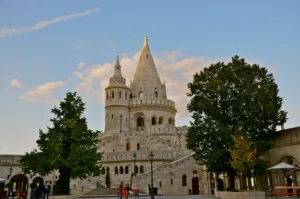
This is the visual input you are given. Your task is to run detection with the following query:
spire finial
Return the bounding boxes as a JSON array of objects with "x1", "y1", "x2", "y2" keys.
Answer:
[
  {"x1": 115, "y1": 55, "x2": 120, "y2": 66},
  {"x1": 144, "y1": 36, "x2": 148, "y2": 46}
]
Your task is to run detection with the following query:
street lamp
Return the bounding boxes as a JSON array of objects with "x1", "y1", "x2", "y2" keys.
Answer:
[
  {"x1": 149, "y1": 151, "x2": 155, "y2": 199},
  {"x1": 7, "y1": 166, "x2": 13, "y2": 179},
  {"x1": 131, "y1": 152, "x2": 137, "y2": 187},
  {"x1": 119, "y1": 114, "x2": 123, "y2": 132}
]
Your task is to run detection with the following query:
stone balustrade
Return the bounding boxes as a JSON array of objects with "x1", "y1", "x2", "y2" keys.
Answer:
[
  {"x1": 129, "y1": 98, "x2": 176, "y2": 108},
  {"x1": 100, "y1": 150, "x2": 180, "y2": 162}
]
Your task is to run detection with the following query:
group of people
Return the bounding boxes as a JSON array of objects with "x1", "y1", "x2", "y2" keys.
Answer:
[
  {"x1": 119, "y1": 182, "x2": 132, "y2": 199},
  {"x1": 30, "y1": 182, "x2": 51, "y2": 199}
]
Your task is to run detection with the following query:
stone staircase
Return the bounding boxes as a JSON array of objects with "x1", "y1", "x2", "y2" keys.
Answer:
[{"x1": 79, "y1": 187, "x2": 120, "y2": 197}]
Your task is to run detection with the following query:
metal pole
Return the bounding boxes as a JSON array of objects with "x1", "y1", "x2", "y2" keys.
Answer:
[{"x1": 150, "y1": 159, "x2": 154, "y2": 199}]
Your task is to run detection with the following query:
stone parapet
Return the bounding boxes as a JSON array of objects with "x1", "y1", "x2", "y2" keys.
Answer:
[
  {"x1": 129, "y1": 98, "x2": 176, "y2": 109},
  {"x1": 218, "y1": 191, "x2": 265, "y2": 199}
]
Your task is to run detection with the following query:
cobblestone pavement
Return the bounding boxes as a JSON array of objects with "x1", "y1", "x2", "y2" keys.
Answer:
[{"x1": 82, "y1": 195, "x2": 216, "y2": 199}]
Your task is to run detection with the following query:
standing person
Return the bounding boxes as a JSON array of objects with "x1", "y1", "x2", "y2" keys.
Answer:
[
  {"x1": 119, "y1": 182, "x2": 124, "y2": 199},
  {"x1": 44, "y1": 183, "x2": 51, "y2": 199},
  {"x1": 7, "y1": 190, "x2": 14, "y2": 199}
]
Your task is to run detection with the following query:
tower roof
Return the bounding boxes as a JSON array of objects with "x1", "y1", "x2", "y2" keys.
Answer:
[
  {"x1": 132, "y1": 36, "x2": 162, "y2": 84},
  {"x1": 113, "y1": 55, "x2": 122, "y2": 77}
]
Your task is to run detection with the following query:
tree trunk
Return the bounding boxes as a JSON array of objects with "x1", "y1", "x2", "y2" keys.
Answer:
[
  {"x1": 54, "y1": 167, "x2": 71, "y2": 195},
  {"x1": 228, "y1": 170, "x2": 235, "y2": 190}
]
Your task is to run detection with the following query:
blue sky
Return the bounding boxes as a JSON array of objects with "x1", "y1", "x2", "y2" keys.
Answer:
[{"x1": 0, "y1": 0, "x2": 299, "y2": 154}]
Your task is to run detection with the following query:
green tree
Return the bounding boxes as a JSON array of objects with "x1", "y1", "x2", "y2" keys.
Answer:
[
  {"x1": 20, "y1": 92, "x2": 102, "y2": 195},
  {"x1": 186, "y1": 55, "x2": 287, "y2": 189},
  {"x1": 105, "y1": 170, "x2": 111, "y2": 187}
]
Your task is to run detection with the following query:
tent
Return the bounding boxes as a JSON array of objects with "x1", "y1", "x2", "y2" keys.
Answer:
[
  {"x1": 267, "y1": 162, "x2": 299, "y2": 170},
  {"x1": 0, "y1": 178, "x2": 7, "y2": 183}
]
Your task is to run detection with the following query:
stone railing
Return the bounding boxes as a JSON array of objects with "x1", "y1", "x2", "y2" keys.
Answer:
[
  {"x1": 129, "y1": 98, "x2": 176, "y2": 108},
  {"x1": 100, "y1": 150, "x2": 180, "y2": 162}
]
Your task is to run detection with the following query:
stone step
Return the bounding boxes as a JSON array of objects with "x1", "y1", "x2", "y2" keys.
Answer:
[{"x1": 83, "y1": 187, "x2": 119, "y2": 196}]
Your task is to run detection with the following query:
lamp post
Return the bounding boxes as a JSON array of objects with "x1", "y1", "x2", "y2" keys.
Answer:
[
  {"x1": 131, "y1": 152, "x2": 137, "y2": 187},
  {"x1": 7, "y1": 166, "x2": 13, "y2": 179},
  {"x1": 149, "y1": 151, "x2": 155, "y2": 199},
  {"x1": 119, "y1": 114, "x2": 123, "y2": 132}
]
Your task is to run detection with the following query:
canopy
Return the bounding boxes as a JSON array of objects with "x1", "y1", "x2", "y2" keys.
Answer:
[
  {"x1": 267, "y1": 162, "x2": 299, "y2": 170},
  {"x1": 0, "y1": 178, "x2": 7, "y2": 183}
]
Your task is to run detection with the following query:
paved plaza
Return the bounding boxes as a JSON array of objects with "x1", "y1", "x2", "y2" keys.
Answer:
[{"x1": 82, "y1": 195, "x2": 216, "y2": 199}]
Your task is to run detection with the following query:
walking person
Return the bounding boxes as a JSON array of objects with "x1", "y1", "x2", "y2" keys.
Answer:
[{"x1": 44, "y1": 183, "x2": 51, "y2": 199}]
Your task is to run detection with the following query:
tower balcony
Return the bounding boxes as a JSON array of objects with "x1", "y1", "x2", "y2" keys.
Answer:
[{"x1": 129, "y1": 98, "x2": 176, "y2": 109}]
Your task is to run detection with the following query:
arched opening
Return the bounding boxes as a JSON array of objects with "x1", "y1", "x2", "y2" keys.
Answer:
[
  {"x1": 102, "y1": 167, "x2": 105, "y2": 175},
  {"x1": 32, "y1": 176, "x2": 44, "y2": 184},
  {"x1": 171, "y1": 178, "x2": 173, "y2": 185},
  {"x1": 182, "y1": 174, "x2": 187, "y2": 186},
  {"x1": 125, "y1": 166, "x2": 129, "y2": 174},
  {"x1": 137, "y1": 143, "x2": 140, "y2": 151},
  {"x1": 140, "y1": 165, "x2": 144, "y2": 173},
  {"x1": 9, "y1": 174, "x2": 28, "y2": 194},
  {"x1": 159, "y1": 117, "x2": 163, "y2": 124},
  {"x1": 281, "y1": 155, "x2": 300, "y2": 166},
  {"x1": 119, "y1": 91, "x2": 122, "y2": 98},
  {"x1": 192, "y1": 177, "x2": 199, "y2": 195},
  {"x1": 154, "y1": 91, "x2": 158, "y2": 97},
  {"x1": 106, "y1": 167, "x2": 110, "y2": 174},
  {"x1": 114, "y1": 166, "x2": 118, "y2": 174},
  {"x1": 126, "y1": 143, "x2": 130, "y2": 151},
  {"x1": 139, "y1": 91, "x2": 144, "y2": 98},
  {"x1": 168, "y1": 117, "x2": 172, "y2": 125},
  {"x1": 120, "y1": 166, "x2": 124, "y2": 174},
  {"x1": 111, "y1": 91, "x2": 114, "y2": 99},
  {"x1": 130, "y1": 94, "x2": 133, "y2": 99},
  {"x1": 159, "y1": 181, "x2": 162, "y2": 187},
  {"x1": 134, "y1": 166, "x2": 138, "y2": 174},
  {"x1": 136, "y1": 115, "x2": 145, "y2": 132},
  {"x1": 151, "y1": 117, "x2": 157, "y2": 125},
  {"x1": 125, "y1": 92, "x2": 127, "y2": 99}
]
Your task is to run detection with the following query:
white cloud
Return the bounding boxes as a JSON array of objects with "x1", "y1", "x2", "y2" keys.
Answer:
[
  {"x1": 0, "y1": 8, "x2": 100, "y2": 38},
  {"x1": 20, "y1": 81, "x2": 65, "y2": 103},
  {"x1": 73, "y1": 51, "x2": 221, "y2": 118},
  {"x1": 77, "y1": 61, "x2": 85, "y2": 69},
  {"x1": 10, "y1": 78, "x2": 23, "y2": 88}
]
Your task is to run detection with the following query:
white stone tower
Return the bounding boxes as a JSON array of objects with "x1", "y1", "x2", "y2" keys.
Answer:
[{"x1": 105, "y1": 56, "x2": 130, "y2": 133}]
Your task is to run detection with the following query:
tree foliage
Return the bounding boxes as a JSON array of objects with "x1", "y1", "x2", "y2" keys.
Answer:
[
  {"x1": 186, "y1": 56, "x2": 287, "y2": 187},
  {"x1": 229, "y1": 135, "x2": 256, "y2": 173},
  {"x1": 20, "y1": 92, "x2": 102, "y2": 195}
]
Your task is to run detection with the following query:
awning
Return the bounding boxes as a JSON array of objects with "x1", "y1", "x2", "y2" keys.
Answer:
[{"x1": 267, "y1": 162, "x2": 299, "y2": 170}]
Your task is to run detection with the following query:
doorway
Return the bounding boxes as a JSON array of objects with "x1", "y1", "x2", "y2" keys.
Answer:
[{"x1": 192, "y1": 177, "x2": 199, "y2": 195}]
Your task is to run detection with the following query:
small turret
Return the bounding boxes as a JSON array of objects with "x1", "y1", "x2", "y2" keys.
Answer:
[{"x1": 105, "y1": 56, "x2": 130, "y2": 133}]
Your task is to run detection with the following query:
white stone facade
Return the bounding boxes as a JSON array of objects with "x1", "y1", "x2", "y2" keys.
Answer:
[{"x1": 97, "y1": 36, "x2": 208, "y2": 195}]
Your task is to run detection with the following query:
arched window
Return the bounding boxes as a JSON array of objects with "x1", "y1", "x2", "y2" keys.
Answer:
[
  {"x1": 135, "y1": 165, "x2": 139, "y2": 174},
  {"x1": 182, "y1": 174, "x2": 187, "y2": 186},
  {"x1": 125, "y1": 166, "x2": 129, "y2": 174},
  {"x1": 120, "y1": 166, "x2": 124, "y2": 174},
  {"x1": 112, "y1": 114, "x2": 114, "y2": 118},
  {"x1": 102, "y1": 167, "x2": 105, "y2": 175},
  {"x1": 168, "y1": 117, "x2": 172, "y2": 125},
  {"x1": 140, "y1": 165, "x2": 144, "y2": 173},
  {"x1": 126, "y1": 143, "x2": 130, "y2": 151},
  {"x1": 159, "y1": 117, "x2": 163, "y2": 124},
  {"x1": 115, "y1": 166, "x2": 118, "y2": 174},
  {"x1": 106, "y1": 167, "x2": 110, "y2": 174},
  {"x1": 137, "y1": 117, "x2": 144, "y2": 127},
  {"x1": 159, "y1": 181, "x2": 162, "y2": 187},
  {"x1": 152, "y1": 117, "x2": 157, "y2": 125},
  {"x1": 130, "y1": 94, "x2": 133, "y2": 99},
  {"x1": 119, "y1": 91, "x2": 122, "y2": 98},
  {"x1": 106, "y1": 92, "x2": 108, "y2": 100},
  {"x1": 125, "y1": 92, "x2": 127, "y2": 99},
  {"x1": 112, "y1": 91, "x2": 114, "y2": 98},
  {"x1": 139, "y1": 91, "x2": 144, "y2": 98},
  {"x1": 154, "y1": 91, "x2": 158, "y2": 97},
  {"x1": 171, "y1": 178, "x2": 173, "y2": 184},
  {"x1": 137, "y1": 143, "x2": 140, "y2": 151}
]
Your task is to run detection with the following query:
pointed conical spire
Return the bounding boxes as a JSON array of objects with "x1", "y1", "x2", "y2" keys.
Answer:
[
  {"x1": 132, "y1": 36, "x2": 162, "y2": 84},
  {"x1": 113, "y1": 55, "x2": 122, "y2": 77}
]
